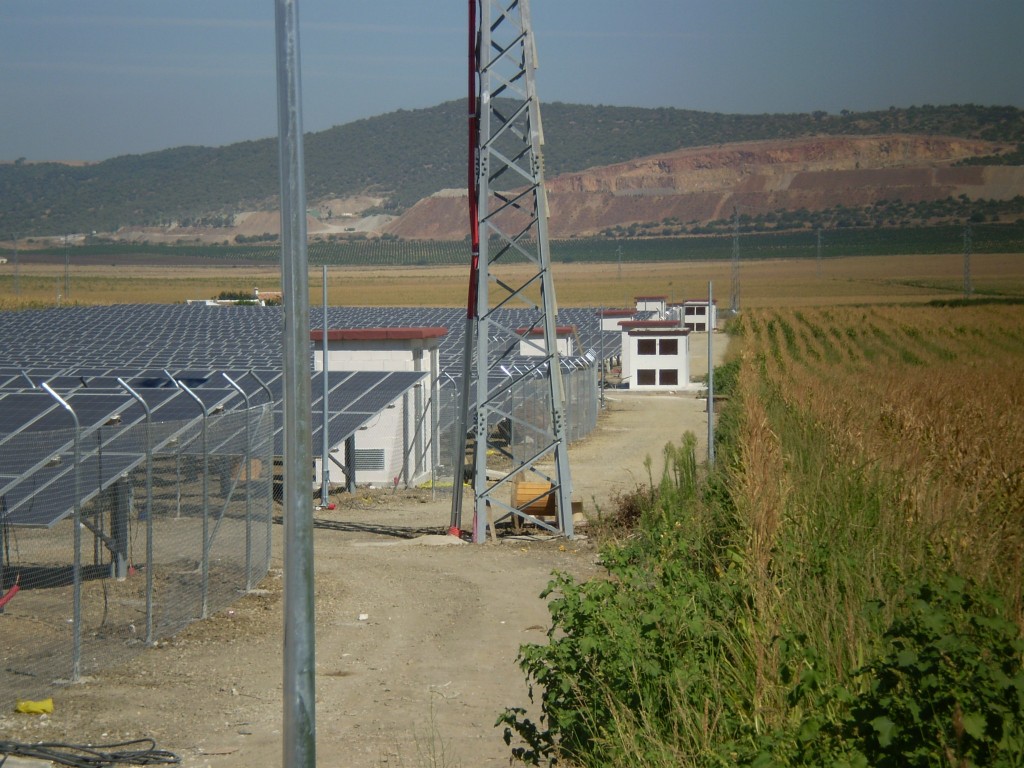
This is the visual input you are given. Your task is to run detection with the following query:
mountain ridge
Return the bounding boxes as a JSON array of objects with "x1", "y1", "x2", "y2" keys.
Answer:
[{"x1": 1, "y1": 100, "x2": 1022, "y2": 239}]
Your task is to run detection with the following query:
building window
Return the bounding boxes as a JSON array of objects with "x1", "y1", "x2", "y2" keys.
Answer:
[
  {"x1": 637, "y1": 369, "x2": 656, "y2": 385},
  {"x1": 637, "y1": 339, "x2": 657, "y2": 355},
  {"x1": 695, "y1": 323, "x2": 706, "y2": 332},
  {"x1": 684, "y1": 306, "x2": 696, "y2": 315},
  {"x1": 659, "y1": 369, "x2": 679, "y2": 386},
  {"x1": 659, "y1": 338, "x2": 678, "y2": 356}
]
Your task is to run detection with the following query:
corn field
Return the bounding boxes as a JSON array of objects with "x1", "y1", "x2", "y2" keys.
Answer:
[
  {"x1": 493, "y1": 301, "x2": 1024, "y2": 765},
  {"x1": 732, "y1": 302, "x2": 1024, "y2": 628}
]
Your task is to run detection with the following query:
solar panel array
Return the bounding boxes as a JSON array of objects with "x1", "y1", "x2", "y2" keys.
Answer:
[
  {"x1": 0, "y1": 304, "x2": 434, "y2": 529},
  {"x1": 0, "y1": 302, "x2": 618, "y2": 528},
  {"x1": 0, "y1": 303, "x2": 616, "y2": 372},
  {"x1": 1, "y1": 305, "x2": 285, "y2": 370},
  {"x1": 0, "y1": 367, "x2": 424, "y2": 529}
]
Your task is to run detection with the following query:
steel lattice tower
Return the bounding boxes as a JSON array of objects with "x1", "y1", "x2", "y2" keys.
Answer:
[{"x1": 453, "y1": 0, "x2": 573, "y2": 543}]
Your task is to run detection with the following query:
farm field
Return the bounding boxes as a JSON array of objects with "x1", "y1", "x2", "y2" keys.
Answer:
[
  {"x1": 714, "y1": 302, "x2": 1024, "y2": 759},
  {"x1": 2, "y1": 251, "x2": 1022, "y2": 309},
  {"x1": 499, "y1": 300, "x2": 1024, "y2": 765},
  {"x1": 735, "y1": 303, "x2": 1024, "y2": 620}
]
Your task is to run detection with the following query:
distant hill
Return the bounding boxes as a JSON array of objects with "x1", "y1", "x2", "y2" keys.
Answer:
[
  {"x1": 388, "y1": 134, "x2": 1024, "y2": 240},
  {"x1": 1, "y1": 101, "x2": 1022, "y2": 238}
]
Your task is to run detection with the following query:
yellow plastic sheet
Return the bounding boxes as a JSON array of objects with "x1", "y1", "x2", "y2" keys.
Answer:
[{"x1": 15, "y1": 697, "x2": 54, "y2": 714}]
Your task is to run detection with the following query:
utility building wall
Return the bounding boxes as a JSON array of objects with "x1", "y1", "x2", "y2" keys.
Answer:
[
  {"x1": 599, "y1": 309, "x2": 636, "y2": 332},
  {"x1": 676, "y1": 300, "x2": 718, "y2": 333},
  {"x1": 635, "y1": 296, "x2": 668, "y2": 315},
  {"x1": 311, "y1": 327, "x2": 445, "y2": 489},
  {"x1": 622, "y1": 329, "x2": 690, "y2": 390}
]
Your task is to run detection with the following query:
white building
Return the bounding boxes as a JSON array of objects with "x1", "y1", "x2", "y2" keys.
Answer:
[
  {"x1": 515, "y1": 325, "x2": 578, "y2": 357},
  {"x1": 634, "y1": 295, "x2": 668, "y2": 315},
  {"x1": 619, "y1": 320, "x2": 690, "y2": 390},
  {"x1": 310, "y1": 327, "x2": 446, "y2": 488},
  {"x1": 670, "y1": 299, "x2": 718, "y2": 333},
  {"x1": 597, "y1": 308, "x2": 636, "y2": 332}
]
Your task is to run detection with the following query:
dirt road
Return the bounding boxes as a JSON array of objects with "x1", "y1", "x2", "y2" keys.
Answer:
[{"x1": 1, "y1": 387, "x2": 717, "y2": 767}]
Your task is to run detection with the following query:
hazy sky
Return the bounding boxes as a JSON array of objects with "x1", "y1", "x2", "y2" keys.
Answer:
[{"x1": 2, "y1": 1, "x2": 1022, "y2": 162}]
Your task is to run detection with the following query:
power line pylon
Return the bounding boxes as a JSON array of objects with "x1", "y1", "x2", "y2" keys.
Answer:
[
  {"x1": 452, "y1": 0, "x2": 573, "y2": 543},
  {"x1": 730, "y1": 206, "x2": 740, "y2": 313}
]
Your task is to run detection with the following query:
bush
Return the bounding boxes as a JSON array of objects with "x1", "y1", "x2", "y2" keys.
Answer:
[
  {"x1": 771, "y1": 576, "x2": 1024, "y2": 767},
  {"x1": 845, "y1": 577, "x2": 1024, "y2": 766}
]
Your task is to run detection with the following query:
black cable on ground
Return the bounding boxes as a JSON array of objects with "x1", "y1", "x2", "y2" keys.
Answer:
[{"x1": 0, "y1": 737, "x2": 179, "y2": 767}]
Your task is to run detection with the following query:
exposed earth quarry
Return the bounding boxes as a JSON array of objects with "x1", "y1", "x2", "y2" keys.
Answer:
[{"x1": 387, "y1": 134, "x2": 1022, "y2": 239}]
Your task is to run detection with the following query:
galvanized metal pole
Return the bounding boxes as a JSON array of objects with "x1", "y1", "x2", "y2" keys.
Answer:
[
  {"x1": 176, "y1": 380, "x2": 210, "y2": 618},
  {"x1": 402, "y1": 393, "x2": 410, "y2": 488},
  {"x1": 63, "y1": 234, "x2": 69, "y2": 300},
  {"x1": 117, "y1": 379, "x2": 155, "y2": 643},
  {"x1": 345, "y1": 435, "x2": 357, "y2": 493},
  {"x1": 42, "y1": 383, "x2": 81, "y2": 680},
  {"x1": 321, "y1": 264, "x2": 330, "y2": 506},
  {"x1": 222, "y1": 374, "x2": 255, "y2": 590},
  {"x1": 12, "y1": 233, "x2": 18, "y2": 296},
  {"x1": 599, "y1": 308, "x2": 606, "y2": 409},
  {"x1": 247, "y1": 370, "x2": 276, "y2": 571},
  {"x1": 706, "y1": 282, "x2": 715, "y2": 467},
  {"x1": 275, "y1": 2, "x2": 317, "y2": 765},
  {"x1": 413, "y1": 351, "x2": 424, "y2": 478},
  {"x1": 730, "y1": 208, "x2": 740, "y2": 314},
  {"x1": 430, "y1": 352, "x2": 440, "y2": 501}
]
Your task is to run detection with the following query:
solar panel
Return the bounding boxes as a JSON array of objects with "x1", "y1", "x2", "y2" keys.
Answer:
[
  {"x1": 0, "y1": 392, "x2": 58, "y2": 434},
  {"x1": 1, "y1": 302, "x2": 602, "y2": 530}
]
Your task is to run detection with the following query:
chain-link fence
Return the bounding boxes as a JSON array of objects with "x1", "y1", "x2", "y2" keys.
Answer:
[
  {"x1": 0, "y1": 405, "x2": 274, "y2": 709},
  {"x1": 427, "y1": 359, "x2": 599, "y2": 494}
]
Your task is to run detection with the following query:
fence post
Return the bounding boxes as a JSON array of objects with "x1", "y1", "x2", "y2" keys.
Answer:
[
  {"x1": 599, "y1": 311, "x2": 606, "y2": 409},
  {"x1": 430, "y1": 353, "x2": 440, "y2": 497},
  {"x1": 117, "y1": 378, "x2": 156, "y2": 644},
  {"x1": 176, "y1": 380, "x2": 210, "y2": 619},
  {"x1": 707, "y1": 281, "x2": 716, "y2": 468},
  {"x1": 223, "y1": 374, "x2": 255, "y2": 591},
  {"x1": 0, "y1": 498, "x2": 8, "y2": 612},
  {"x1": 108, "y1": 479, "x2": 131, "y2": 581},
  {"x1": 320, "y1": 265, "x2": 332, "y2": 507},
  {"x1": 41, "y1": 383, "x2": 82, "y2": 682},
  {"x1": 161, "y1": 372, "x2": 185, "y2": 519},
  {"x1": 247, "y1": 371, "x2": 275, "y2": 570},
  {"x1": 402, "y1": 391, "x2": 410, "y2": 489}
]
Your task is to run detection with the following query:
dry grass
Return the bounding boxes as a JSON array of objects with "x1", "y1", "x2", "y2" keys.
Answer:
[{"x1": 1, "y1": 251, "x2": 1021, "y2": 309}]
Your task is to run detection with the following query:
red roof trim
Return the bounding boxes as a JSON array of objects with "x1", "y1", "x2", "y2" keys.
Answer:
[
  {"x1": 310, "y1": 327, "x2": 448, "y2": 342},
  {"x1": 619, "y1": 320, "x2": 681, "y2": 329},
  {"x1": 627, "y1": 329, "x2": 690, "y2": 337},
  {"x1": 597, "y1": 309, "x2": 635, "y2": 317}
]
